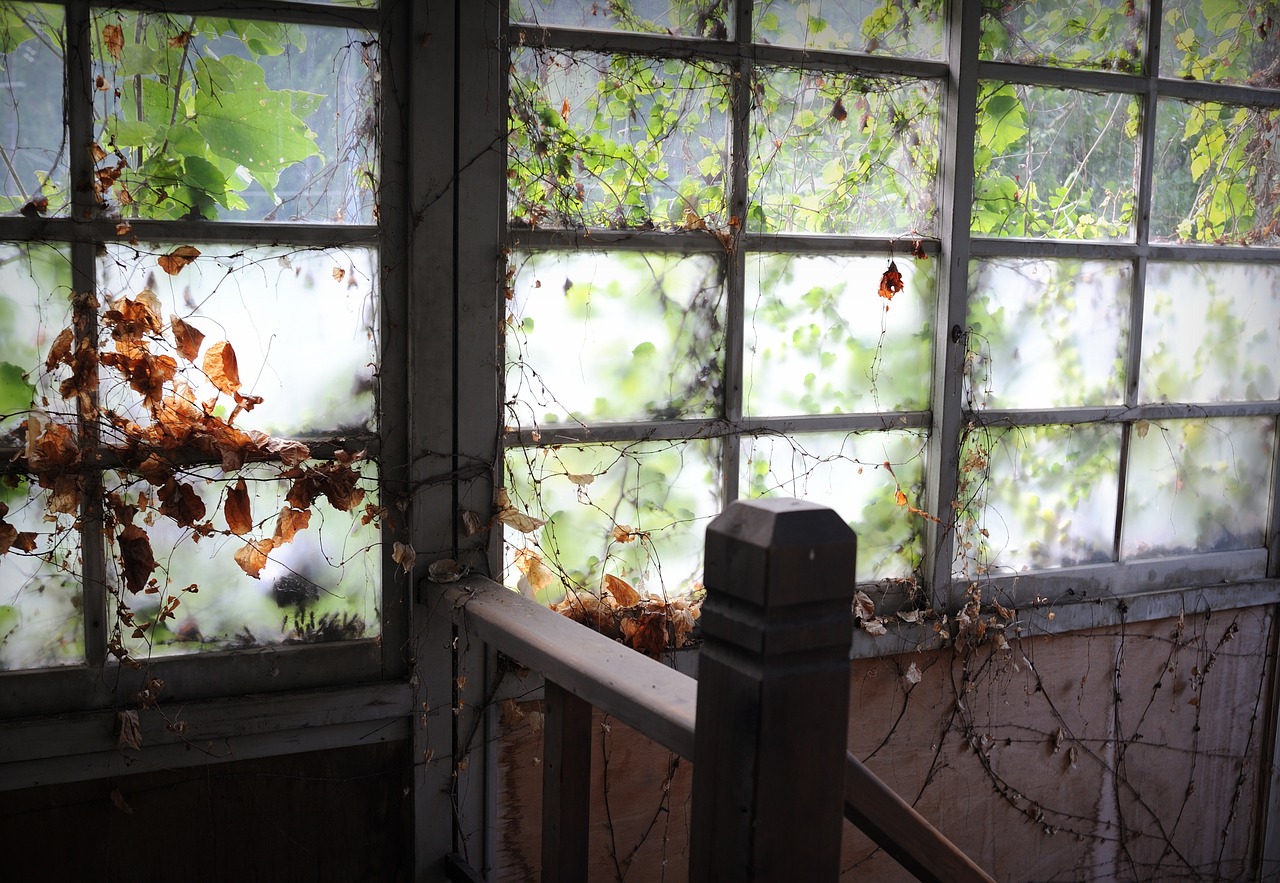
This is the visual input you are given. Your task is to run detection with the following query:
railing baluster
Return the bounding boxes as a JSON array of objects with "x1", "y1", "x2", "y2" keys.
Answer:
[
  {"x1": 542, "y1": 680, "x2": 592, "y2": 882},
  {"x1": 690, "y1": 498, "x2": 858, "y2": 882}
]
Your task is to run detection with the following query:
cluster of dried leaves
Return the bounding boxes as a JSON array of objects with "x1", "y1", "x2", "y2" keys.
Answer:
[
  {"x1": 2, "y1": 246, "x2": 372, "y2": 661},
  {"x1": 551, "y1": 577, "x2": 701, "y2": 659}
]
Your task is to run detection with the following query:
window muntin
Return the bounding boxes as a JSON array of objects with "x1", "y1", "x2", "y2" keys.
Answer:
[
  {"x1": 511, "y1": 0, "x2": 733, "y2": 39},
  {"x1": 502, "y1": 0, "x2": 1279, "y2": 609}
]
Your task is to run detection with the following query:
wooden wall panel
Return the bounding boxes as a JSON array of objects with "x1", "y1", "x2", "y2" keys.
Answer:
[{"x1": 495, "y1": 607, "x2": 1275, "y2": 882}]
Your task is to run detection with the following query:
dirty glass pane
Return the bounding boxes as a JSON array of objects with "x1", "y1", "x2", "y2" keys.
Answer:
[
  {"x1": 0, "y1": 3, "x2": 67, "y2": 217},
  {"x1": 509, "y1": 49, "x2": 732, "y2": 229},
  {"x1": 753, "y1": 0, "x2": 945, "y2": 60},
  {"x1": 0, "y1": 477, "x2": 81, "y2": 670},
  {"x1": 92, "y1": 12, "x2": 378, "y2": 223},
  {"x1": 967, "y1": 259, "x2": 1130, "y2": 409},
  {"x1": 973, "y1": 83, "x2": 1139, "y2": 240},
  {"x1": 1150, "y1": 99, "x2": 1280, "y2": 245},
  {"x1": 0, "y1": 242, "x2": 72, "y2": 442},
  {"x1": 1139, "y1": 262, "x2": 1280, "y2": 403},
  {"x1": 503, "y1": 440, "x2": 720, "y2": 602},
  {"x1": 957, "y1": 424, "x2": 1120, "y2": 577},
  {"x1": 745, "y1": 253, "x2": 934, "y2": 415},
  {"x1": 1122, "y1": 418, "x2": 1274, "y2": 558},
  {"x1": 980, "y1": 0, "x2": 1146, "y2": 72},
  {"x1": 741, "y1": 430, "x2": 926, "y2": 581},
  {"x1": 506, "y1": 250, "x2": 724, "y2": 426},
  {"x1": 749, "y1": 67, "x2": 939, "y2": 235},
  {"x1": 97, "y1": 243, "x2": 377, "y2": 437},
  {"x1": 510, "y1": 0, "x2": 731, "y2": 38},
  {"x1": 106, "y1": 461, "x2": 381, "y2": 658},
  {"x1": 1161, "y1": 0, "x2": 1280, "y2": 84}
]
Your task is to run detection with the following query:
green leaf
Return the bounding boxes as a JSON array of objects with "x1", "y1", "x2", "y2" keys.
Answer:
[
  {"x1": 0, "y1": 361, "x2": 33, "y2": 415},
  {"x1": 192, "y1": 55, "x2": 321, "y2": 192}
]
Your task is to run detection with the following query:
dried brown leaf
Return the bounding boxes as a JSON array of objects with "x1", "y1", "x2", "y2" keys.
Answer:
[
  {"x1": 116, "y1": 709, "x2": 142, "y2": 751},
  {"x1": 202, "y1": 340, "x2": 241, "y2": 396},
  {"x1": 392, "y1": 541, "x2": 416, "y2": 574},
  {"x1": 496, "y1": 488, "x2": 545, "y2": 533},
  {"x1": 602, "y1": 573, "x2": 641, "y2": 607},
  {"x1": 272, "y1": 505, "x2": 311, "y2": 545},
  {"x1": 102, "y1": 23, "x2": 124, "y2": 60},
  {"x1": 904, "y1": 661, "x2": 922, "y2": 685},
  {"x1": 427, "y1": 558, "x2": 464, "y2": 583},
  {"x1": 459, "y1": 509, "x2": 486, "y2": 537},
  {"x1": 513, "y1": 547, "x2": 555, "y2": 592},
  {"x1": 170, "y1": 316, "x2": 205, "y2": 363},
  {"x1": 224, "y1": 477, "x2": 252, "y2": 535},
  {"x1": 44, "y1": 327, "x2": 74, "y2": 371},
  {"x1": 854, "y1": 590, "x2": 876, "y2": 622},
  {"x1": 156, "y1": 245, "x2": 200, "y2": 276},
  {"x1": 118, "y1": 524, "x2": 156, "y2": 593},
  {"x1": 877, "y1": 259, "x2": 904, "y2": 301},
  {"x1": 233, "y1": 537, "x2": 277, "y2": 579}
]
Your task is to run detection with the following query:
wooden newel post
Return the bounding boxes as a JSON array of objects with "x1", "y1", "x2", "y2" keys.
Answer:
[{"x1": 689, "y1": 498, "x2": 857, "y2": 882}]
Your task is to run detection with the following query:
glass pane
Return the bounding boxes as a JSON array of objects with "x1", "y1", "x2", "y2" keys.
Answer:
[
  {"x1": 1122, "y1": 417, "x2": 1274, "y2": 557},
  {"x1": 503, "y1": 440, "x2": 720, "y2": 602},
  {"x1": 957, "y1": 424, "x2": 1120, "y2": 576},
  {"x1": 509, "y1": 49, "x2": 732, "y2": 229},
  {"x1": 1140, "y1": 262, "x2": 1280, "y2": 403},
  {"x1": 980, "y1": 0, "x2": 1146, "y2": 72},
  {"x1": 105, "y1": 461, "x2": 381, "y2": 659},
  {"x1": 745, "y1": 253, "x2": 934, "y2": 415},
  {"x1": 511, "y1": 0, "x2": 731, "y2": 38},
  {"x1": 0, "y1": 241, "x2": 72, "y2": 442},
  {"x1": 97, "y1": 243, "x2": 377, "y2": 437},
  {"x1": 0, "y1": 477, "x2": 82, "y2": 670},
  {"x1": 92, "y1": 13, "x2": 378, "y2": 223},
  {"x1": 506, "y1": 250, "x2": 724, "y2": 426},
  {"x1": 966, "y1": 259, "x2": 1130, "y2": 409},
  {"x1": 1161, "y1": 0, "x2": 1280, "y2": 84},
  {"x1": 1151, "y1": 99, "x2": 1280, "y2": 245},
  {"x1": 0, "y1": 3, "x2": 67, "y2": 216},
  {"x1": 749, "y1": 67, "x2": 940, "y2": 235},
  {"x1": 753, "y1": 0, "x2": 946, "y2": 60},
  {"x1": 973, "y1": 83, "x2": 1139, "y2": 240},
  {"x1": 741, "y1": 430, "x2": 926, "y2": 581}
]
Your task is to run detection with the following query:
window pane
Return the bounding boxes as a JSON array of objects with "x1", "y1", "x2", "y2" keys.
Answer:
[
  {"x1": 749, "y1": 68, "x2": 940, "y2": 235},
  {"x1": 973, "y1": 83, "x2": 1139, "y2": 240},
  {"x1": 92, "y1": 13, "x2": 378, "y2": 223},
  {"x1": 745, "y1": 253, "x2": 934, "y2": 415},
  {"x1": 753, "y1": 0, "x2": 945, "y2": 60},
  {"x1": 506, "y1": 250, "x2": 724, "y2": 426},
  {"x1": 509, "y1": 49, "x2": 732, "y2": 229},
  {"x1": 0, "y1": 3, "x2": 67, "y2": 216},
  {"x1": 503, "y1": 440, "x2": 720, "y2": 602},
  {"x1": 967, "y1": 258, "x2": 1130, "y2": 409},
  {"x1": 105, "y1": 461, "x2": 381, "y2": 659},
  {"x1": 0, "y1": 477, "x2": 82, "y2": 670},
  {"x1": 1140, "y1": 262, "x2": 1280, "y2": 403},
  {"x1": 741, "y1": 430, "x2": 926, "y2": 581},
  {"x1": 1161, "y1": 0, "x2": 1280, "y2": 84},
  {"x1": 1122, "y1": 418, "x2": 1274, "y2": 557},
  {"x1": 980, "y1": 0, "x2": 1145, "y2": 72},
  {"x1": 1150, "y1": 99, "x2": 1280, "y2": 245},
  {"x1": 511, "y1": 0, "x2": 731, "y2": 38},
  {"x1": 1, "y1": 241, "x2": 72, "y2": 441},
  {"x1": 97, "y1": 243, "x2": 377, "y2": 437},
  {"x1": 957, "y1": 424, "x2": 1120, "y2": 576}
]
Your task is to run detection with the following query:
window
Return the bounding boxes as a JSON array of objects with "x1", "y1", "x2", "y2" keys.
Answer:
[
  {"x1": 0, "y1": 0, "x2": 405, "y2": 705},
  {"x1": 499, "y1": 0, "x2": 1280, "y2": 645}
]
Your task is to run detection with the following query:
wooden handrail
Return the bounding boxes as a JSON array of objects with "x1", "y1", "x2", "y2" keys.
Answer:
[{"x1": 441, "y1": 500, "x2": 995, "y2": 882}]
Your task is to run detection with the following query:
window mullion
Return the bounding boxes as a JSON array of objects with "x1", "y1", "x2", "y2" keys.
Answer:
[
  {"x1": 64, "y1": 0, "x2": 108, "y2": 667},
  {"x1": 1113, "y1": 0, "x2": 1165, "y2": 562},
  {"x1": 923, "y1": 0, "x2": 982, "y2": 612},
  {"x1": 721, "y1": 0, "x2": 752, "y2": 505}
]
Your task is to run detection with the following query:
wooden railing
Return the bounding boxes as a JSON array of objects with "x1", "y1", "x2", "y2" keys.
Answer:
[{"x1": 441, "y1": 498, "x2": 994, "y2": 882}]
